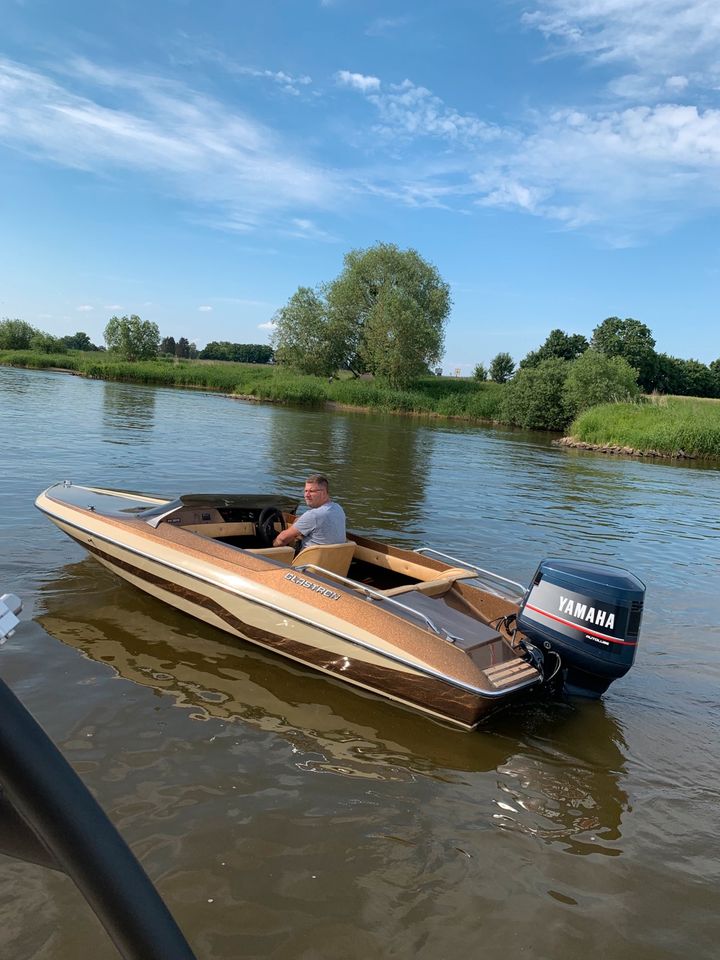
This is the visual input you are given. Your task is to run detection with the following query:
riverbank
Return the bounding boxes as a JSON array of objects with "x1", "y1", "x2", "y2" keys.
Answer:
[
  {"x1": 563, "y1": 397, "x2": 720, "y2": 461},
  {"x1": 2, "y1": 351, "x2": 720, "y2": 461},
  {"x1": 0, "y1": 349, "x2": 504, "y2": 418}
]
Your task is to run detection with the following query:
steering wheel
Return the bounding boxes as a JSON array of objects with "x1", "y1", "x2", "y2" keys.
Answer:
[{"x1": 257, "y1": 506, "x2": 286, "y2": 547}]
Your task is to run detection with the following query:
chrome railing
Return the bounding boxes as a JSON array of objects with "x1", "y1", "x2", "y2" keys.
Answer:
[
  {"x1": 413, "y1": 548, "x2": 526, "y2": 602},
  {"x1": 292, "y1": 563, "x2": 442, "y2": 636}
]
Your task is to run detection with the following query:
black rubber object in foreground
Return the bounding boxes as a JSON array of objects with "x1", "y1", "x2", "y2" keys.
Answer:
[{"x1": 0, "y1": 676, "x2": 198, "y2": 960}]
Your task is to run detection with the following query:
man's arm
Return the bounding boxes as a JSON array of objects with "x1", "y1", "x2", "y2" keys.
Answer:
[{"x1": 273, "y1": 524, "x2": 302, "y2": 547}]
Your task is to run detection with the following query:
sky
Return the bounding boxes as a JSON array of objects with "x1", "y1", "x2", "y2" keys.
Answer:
[{"x1": 1, "y1": 0, "x2": 718, "y2": 372}]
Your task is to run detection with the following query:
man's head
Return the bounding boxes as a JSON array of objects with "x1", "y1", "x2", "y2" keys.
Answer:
[{"x1": 304, "y1": 474, "x2": 330, "y2": 508}]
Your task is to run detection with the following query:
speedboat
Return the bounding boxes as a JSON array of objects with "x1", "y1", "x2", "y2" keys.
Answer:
[{"x1": 35, "y1": 483, "x2": 645, "y2": 730}]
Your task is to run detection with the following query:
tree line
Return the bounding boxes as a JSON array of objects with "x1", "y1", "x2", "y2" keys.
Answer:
[
  {"x1": 2, "y1": 238, "x2": 718, "y2": 403},
  {"x1": 475, "y1": 318, "x2": 720, "y2": 402},
  {"x1": 0, "y1": 317, "x2": 273, "y2": 365}
]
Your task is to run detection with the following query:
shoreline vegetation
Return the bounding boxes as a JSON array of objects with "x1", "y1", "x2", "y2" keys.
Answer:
[{"x1": 3, "y1": 350, "x2": 720, "y2": 462}]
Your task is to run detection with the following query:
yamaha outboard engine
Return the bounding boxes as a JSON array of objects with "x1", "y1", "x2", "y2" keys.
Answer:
[{"x1": 517, "y1": 559, "x2": 645, "y2": 697}]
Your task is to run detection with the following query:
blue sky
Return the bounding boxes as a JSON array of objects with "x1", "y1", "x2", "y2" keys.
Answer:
[{"x1": 1, "y1": 0, "x2": 718, "y2": 371}]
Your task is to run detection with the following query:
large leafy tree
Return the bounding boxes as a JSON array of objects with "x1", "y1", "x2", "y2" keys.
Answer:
[
  {"x1": 521, "y1": 328, "x2": 589, "y2": 368},
  {"x1": 104, "y1": 315, "x2": 160, "y2": 360},
  {"x1": 326, "y1": 243, "x2": 451, "y2": 388},
  {"x1": 590, "y1": 317, "x2": 657, "y2": 390},
  {"x1": 272, "y1": 244, "x2": 451, "y2": 388}
]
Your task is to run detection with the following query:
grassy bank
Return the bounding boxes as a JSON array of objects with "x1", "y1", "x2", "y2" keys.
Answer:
[
  {"x1": 0, "y1": 350, "x2": 504, "y2": 418},
  {"x1": 568, "y1": 396, "x2": 720, "y2": 459},
  {"x1": 3, "y1": 351, "x2": 720, "y2": 459}
]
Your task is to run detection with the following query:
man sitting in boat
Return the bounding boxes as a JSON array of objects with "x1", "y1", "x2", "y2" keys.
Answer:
[{"x1": 273, "y1": 474, "x2": 346, "y2": 550}]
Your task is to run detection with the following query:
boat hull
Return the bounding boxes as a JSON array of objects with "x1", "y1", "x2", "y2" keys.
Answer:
[{"x1": 37, "y1": 485, "x2": 542, "y2": 729}]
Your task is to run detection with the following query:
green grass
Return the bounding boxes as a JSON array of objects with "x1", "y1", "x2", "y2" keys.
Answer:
[{"x1": 570, "y1": 396, "x2": 720, "y2": 458}]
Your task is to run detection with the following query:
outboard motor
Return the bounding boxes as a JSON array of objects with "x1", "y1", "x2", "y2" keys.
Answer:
[{"x1": 517, "y1": 559, "x2": 645, "y2": 698}]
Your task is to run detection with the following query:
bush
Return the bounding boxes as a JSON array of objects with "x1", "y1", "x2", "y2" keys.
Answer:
[
  {"x1": 562, "y1": 350, "x2": 640, "y2": 420},
  {"x1": 500, "y1": 358, "x2": 570, "y2": 430}
]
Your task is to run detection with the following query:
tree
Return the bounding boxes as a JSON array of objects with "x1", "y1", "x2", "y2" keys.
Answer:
[
  {"x1": 654, "y1": 355, "x2": 719, "y2": 398},
  {"x1": 199, "y1": 342, "x2": 273, "y2": 363},
  {"x1": 60, "y1": 331, "x2": 99, "y2": 351},
  {"x1": 500, "y1": 358, "x2": 570, "y2": 430},
  {"x1": 489, "y1": 352, "x2": 515, "y2": 383},
  {"x1": 175, "y1": 337, "x2": 190, "y2": 358},
  {"x1": 271, "y1": 286, "x2": 342, "y2": 377},
  {"x1": 472, "y1": 362, "x2": 487, "y2": 381},
  {"x1": 711, "y1": 358, "x2": 720, "y2": 397},
  {"x1": 563, "y1": 350, "x2": 640, "y2": 420},
  {"x1": 521, "y1": 328, "x2": 588, "y2": 368},
  {"x1": 0, "y1": 319, "x2": 38, "y2": 349},
  {"x1": 159, "y1": 336, "x2": 176, "y2": 356},
  {"x1": 272, "y1": 244, "x2": 451, "y2": 388},
  {"x1": 104, "y1": 315, "x2": 160, "y2": 360},
  {"x1": 29, "y1": 332, "x2": 63, "y2": 353},
  {"x1": 326, "y1": 243, "x2": 451, "y2": 388},
  {"x1": 591, "y1": 317, "x2": 657, "y2": 391}
]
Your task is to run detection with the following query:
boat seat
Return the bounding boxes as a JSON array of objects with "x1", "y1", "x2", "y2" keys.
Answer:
[
  {"x1": 382, "y1": 568, "x2": 476, "y2": 597},
  {"x1": 292, "y1": 541, "x2": 356, "y2": 578},
  {"x1": 245, "y1": 546, "x2": 296, "y2": 563}
]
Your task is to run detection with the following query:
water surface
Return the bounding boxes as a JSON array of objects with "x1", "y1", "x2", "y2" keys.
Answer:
[{"x1": 1, "y1": 366, "x2": 718, "y2": 959}]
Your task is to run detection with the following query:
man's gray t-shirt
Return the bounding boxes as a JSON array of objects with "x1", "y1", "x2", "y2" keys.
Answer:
[{"x1": 295, "y1": 501, "x2": 346, "y2": 548}]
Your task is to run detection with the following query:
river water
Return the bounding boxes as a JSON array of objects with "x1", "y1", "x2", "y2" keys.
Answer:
[{"x1": 1, "y1": 365, "x2": 718, "y2": 959}]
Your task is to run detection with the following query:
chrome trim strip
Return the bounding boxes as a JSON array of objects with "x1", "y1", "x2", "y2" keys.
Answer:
[{"x1": 37, "y1": 500, "x2": 541, "y2": 699}]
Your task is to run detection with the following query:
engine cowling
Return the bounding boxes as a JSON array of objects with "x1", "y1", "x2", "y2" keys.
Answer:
[{"x1": 517, "y1": 558, "x2": 645, "y2": 698}]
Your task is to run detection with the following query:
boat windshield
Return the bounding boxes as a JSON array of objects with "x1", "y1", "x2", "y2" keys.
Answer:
[{"x1": 138, "y1": 493, "x2": 299, "y2": 527}]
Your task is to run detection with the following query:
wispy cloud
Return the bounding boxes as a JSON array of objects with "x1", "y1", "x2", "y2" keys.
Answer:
[
  {"x1": 365, "y1": 17, "x2": 410, "y2": 38},
  {"x1": 76, "y1": 304, "x2": 94, "y2": 311},
  {"x1": 198, "y1": 305, "x2": 212, "y2": 311},
  {"x1": 284, "y1": 217, "x2": 338, "y2": 242},
  {"x1": 522, "y1": 0, "x2": 720, "y2": 87},
  {"x1": 0, "y1": 57, "x2": 338, "y2": 231},
  {"x1": 233, "y1": 66, "x2": 312, "y2": 96},
  {"x1": 258, "y1": 320, "x2": 276, "y2": 330}
]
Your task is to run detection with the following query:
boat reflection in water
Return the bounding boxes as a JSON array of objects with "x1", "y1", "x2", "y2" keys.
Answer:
[{"x1": 38, "y1": 559, "x2": 630, "y2": 855}]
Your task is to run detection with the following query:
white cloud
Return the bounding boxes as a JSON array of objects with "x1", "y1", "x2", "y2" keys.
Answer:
[
  {"x1": 341, "y1": 76, "x2": 500, "y2": 144},
  {"x1": 336, "y1": 70, "x2": 381, "y2": 93},
  {"x1": 0, "y1": 57, "x2": 338, "y2": 230},
  {"x1": 198, "y1": 305, "x2": 212, "y2": 312},
  {"x1": 258, "y1": 320, "x2": 276, "y2": 330},
  {"x1": 104, "y1": 303, "x2": 121, "y2": 310},
  {"x1": 76, "y1": 304, "x2": 94, "y2": 311},
  {"x1": 471, "y1": 102, "x2": 720, "y2": 237}
]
